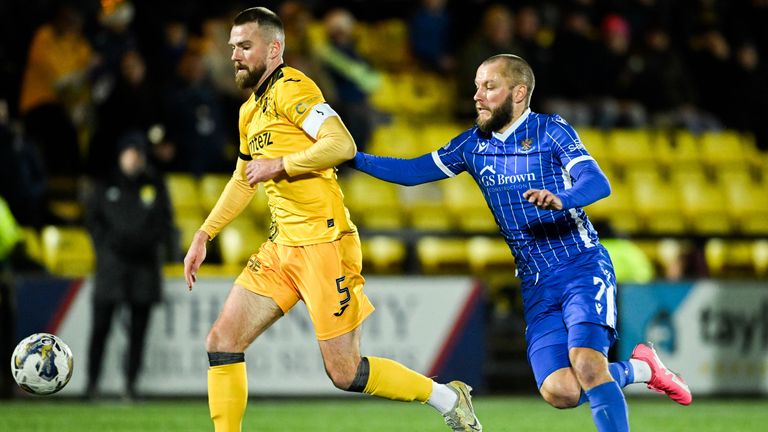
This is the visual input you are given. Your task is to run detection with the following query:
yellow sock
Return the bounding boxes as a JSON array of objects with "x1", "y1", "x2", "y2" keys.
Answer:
[
  {"x1": 363, "y1": 356, "x2": 433, "y2": 402},
  {"x1": 208, "y1": 362, "x2": 248, "y2": 432}
]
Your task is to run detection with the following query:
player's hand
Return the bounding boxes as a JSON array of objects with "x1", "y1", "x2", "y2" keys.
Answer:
[
  {"x1": 523, "y1": 188, "x2": 563, "y2": 210},
  {"x1": 183, "y1": 230, "x2": 209, "y2": 290},
  {"x1": 246, "y1": 157, "x2": 285, "y2": 186}
]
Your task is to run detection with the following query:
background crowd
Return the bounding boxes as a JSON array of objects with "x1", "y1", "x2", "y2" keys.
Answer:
[{"x1": 0, "y1": 0, "x2": 766, "y2": 278}]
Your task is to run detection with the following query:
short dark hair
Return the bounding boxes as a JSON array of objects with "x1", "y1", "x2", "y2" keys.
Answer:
[{"x1": 233, "y1": 7, "x2": 284, "y2": 32}]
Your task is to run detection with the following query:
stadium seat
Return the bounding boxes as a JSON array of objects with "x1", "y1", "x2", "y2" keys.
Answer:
[
  {"x1": 753, "y1": 240, "x2": 768, "y2": 277},
  {"x1": 400, "y1": 183, "x2": 453, "y2": 231},
  {"x1": 174, "y1": 213, "x2": 205, "y2": 257},
  {"x1": 41, "y1": 225, "x2": 94, "y2": 277},
  {"x1": 466, "y1": 236, "x2": 515, "y2": 274},
  {"x1": 705, "y1": 239, "x2": 756, "y2": 278},
  {"x1": 606, "y1": 128, "x2": 656, "y2": 168},
  {"x1": 720, "y1": 178, "x2": 768, "y2": 235},
  {"x1": 575, "y1": 127, "x2": 609, "y2": 165},
  {"x1": 368, "y1": 121, "x2": 418, "y2": 158},
  {"x1": 20, "y1": 226, "x2": 43, "y2": 265},
  {"x1": 361, "y1": 235, "x2": 406, "y2": 273},
  {"x1": 415, "y1": 237, "x2": 469, "y2": 274},
  {"x1": 343, "y1": 172, "x2": 405, "y2": 230},
  {"x1": 700, "y1": 130, "x2": 747, "y2": 169},
  {"x1": 441, "y1": 173, "x2": 497, "y2": 232},
  {"x1": 199, "y1": 174, "x2": 230, "y2": 213},
  {"x1": 218, "y1": 220, "x2": 264, "y2": 271},
  {"x1": 676, "y1": 178, "x2": 732, "y2": 235},
  {"x1": 584, "y1": 182, "x2": 640, "y2": 235},
  {"x1": 631, "y1": 179, "x2": 685, "y2": 234},
  {"x1": 668, "y1": 130, "x2": 703, "y2": 169},
  {"x1": 166, "y1": 173, "x2": 201, "y2": 216}
]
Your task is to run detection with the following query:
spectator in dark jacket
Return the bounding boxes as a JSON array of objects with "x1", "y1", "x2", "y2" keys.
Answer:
[{"x1": 84, "y1": 130, "x2": 173, "y2": 400}]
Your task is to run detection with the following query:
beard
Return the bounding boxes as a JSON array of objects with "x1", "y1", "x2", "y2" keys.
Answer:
[
  {"x1": 476, "y1": 94, "x2": 514, "y2": 134},
  {"x1": 235, "y1": 63, "x2": 266, "y2": 89}
]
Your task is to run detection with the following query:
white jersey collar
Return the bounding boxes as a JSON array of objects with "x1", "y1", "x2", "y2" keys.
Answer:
[{"x1": 492, "y1": 108, "x2": 531, "y2": 142}]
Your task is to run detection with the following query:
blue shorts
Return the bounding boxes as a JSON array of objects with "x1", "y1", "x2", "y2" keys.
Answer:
[{"x1": 521, "y1": 246, "x2": 619, "y2": 388}]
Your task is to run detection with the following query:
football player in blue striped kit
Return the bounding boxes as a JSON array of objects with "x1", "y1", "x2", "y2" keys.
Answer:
[{"x1": 351, "y1": 54, "x2": 692, "y2": 431}]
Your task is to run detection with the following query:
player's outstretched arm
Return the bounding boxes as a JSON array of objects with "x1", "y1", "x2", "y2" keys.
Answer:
[
  {"x1": 183, "y1": 230, "x2": 209, "y2": 290},
  {"x1": 349, "y1": 152, "x2": 449, "y2": 186}
]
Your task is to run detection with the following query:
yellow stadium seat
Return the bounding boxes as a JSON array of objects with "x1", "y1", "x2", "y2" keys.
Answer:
[
  {"x1": 678, "y1": 180, "x2": 731, "y2": 235},
  {"x1": 575, "y1": 127, "x2": 609, "y2": 165},
  {"x1": 753, "y1": 240, "x2": 768, "y2": 277},
  {"x1": 719, "y1": 179, "x2": 768, "y2": 234},
  {"x1": 705, "y1": 239, "x2": 757, "y2": 278},
  {"x1": 700, "y1": 130, "x2": 747, "y2": 169},
  {"x1": 585, "y1": 182, "x2": 640, "y2": 235},
  {"x1": 218, "y1": 220, "x2": 264, "y2": 271},
  {"x1": 199, "y1": 174, "x2": 230, "y2": 213},
  {"x1": 174, "y1": 213, "x2": 204, "y2": 256},
  {"x1": 343, "y1": 172, "x2": 405, "y2": 230},
  {"x1": 631, "y1": 181, "x2": 685, "y2": 234},
  {"x1": 416, "y1": 237, "x2": 469, "y2": 274},
  {"x1": 41, "y1": 225, "x2": 94, "y2": 277},
  {"x1": 369, "y1": 121, "x2": 418, "y2": 158},
  {"x1": 400, "y1": 183, "x2": 453, "y2": 231},
  {"x1": 466, "y1": 236, "x2": 515, "y2": 274},
  {"x1": 421, "y1": 122, "x2": 464, "y2": 153},
  {"x1": 606, "y1": 128, "x2": 656, "y2": 168},
  {"x1": 441, "y1": 173, "x2": 497, "y2": 232},
  {"x1": 20, "y1": 226, "x2": 43, "y2": 265},
  {"x1": 361, "y1": 235, "x2": 406, "y2": 273},
  {"x1": 166, "y1": 173, "x2": 200, "y2": 216},
  {"x1": 668, "y1": 130, "x2": 703, "y2": 169}
]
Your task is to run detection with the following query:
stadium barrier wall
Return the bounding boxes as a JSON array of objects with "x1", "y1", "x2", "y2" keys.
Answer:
[
  {"x1": 618, "y1": 280, "x2": 768, "y2": 395},
  {"x1": 14, "y1": 276, "x2": 485, "y2": 397}
]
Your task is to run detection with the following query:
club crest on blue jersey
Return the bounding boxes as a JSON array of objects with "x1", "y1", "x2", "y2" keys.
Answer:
[{"x1": 519, "y1": 138, "x2": 535, "y2": 152}]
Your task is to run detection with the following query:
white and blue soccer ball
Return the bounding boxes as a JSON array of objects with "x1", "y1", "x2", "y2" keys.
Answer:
[{"x1": 10, "y1": 333, "x2": 73, "y2": 395}]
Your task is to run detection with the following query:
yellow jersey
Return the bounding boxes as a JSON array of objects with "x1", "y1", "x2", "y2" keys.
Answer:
[{"x1": 239, "y1": 65, "x2": 356, "y2": 246}]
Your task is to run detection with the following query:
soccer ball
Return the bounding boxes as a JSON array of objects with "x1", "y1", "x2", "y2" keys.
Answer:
[{"x1": 10, "y1": 333, "x2": 74, "y2": 395}]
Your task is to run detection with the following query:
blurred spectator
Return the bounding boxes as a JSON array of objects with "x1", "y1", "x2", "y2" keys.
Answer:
[
  {"x1": 89, "y1": 0, "x2": 139, "y2": 105},
  {"x1": 315, "y1": 8, "x2": 381, "y2": 152},
  {"x1": 687, "y1": 27, "x2": 731, "y2": 127},
  {"x1": 162, "y1": 43, "x2": 231, "y2": 176},
  {"x1": 455, "y1": 3, "x2": 523, "y2": 119},
  {"x1": 18, "y1": 3, "x2": 94, "y2": 176},
  {"x1": 84, "y1": 131, "x2": 173, "y2": 400},
  {"x1": 591, "y1": 13, "x2": 646, "y2": 128},
  {"x1": 408, "y1": 0, "x2": 456, "y2": 74},
  {"x1": 634, "y1": 26, "x2": 719, "y2": 132},
  {"x1": 544, "y1": 6, "x2": 598, "y2": 125},
  {"x1": 87, "y1": 49, "x2": 167, "y2": 180},
  {"x1": 0, "y1": 99, "x2": 47, "y2": 227},
  {"x1": 728, "y1": 41, "x2": 768, "y2": 151},
  {"x1": 514, "y1": 5, "x2": 554, "y2": 102}
]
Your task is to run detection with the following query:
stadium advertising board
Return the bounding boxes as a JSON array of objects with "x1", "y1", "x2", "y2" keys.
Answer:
[
  {"x1": 15, "y1": 276, "x2": 484, "y2": 396},
  {"x1": 618, "y1": 280, "x2": 768, "y2": 395}
]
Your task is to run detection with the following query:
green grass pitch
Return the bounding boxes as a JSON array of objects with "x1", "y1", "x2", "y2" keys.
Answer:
[{"x1": 0, "y1": 396, "x2": 765, "y2": 431}]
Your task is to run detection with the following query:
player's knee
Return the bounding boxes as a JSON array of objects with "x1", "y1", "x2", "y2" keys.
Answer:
[
  {"x1": 205, "y1": 326, "x2": 240, "y2": 353},
  {"x1": 325, "y1": 364, "x2": 356, "y2": 390},
  {"x1": 571, "y1": 357, "x2": 609, "y2": 389},
  {"x1": 540, "y1": 379, "x2": 580, "y2": 409}
]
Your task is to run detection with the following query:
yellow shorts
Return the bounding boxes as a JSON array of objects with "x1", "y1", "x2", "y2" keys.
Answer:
[{"x1": 234, "y1": 233, "x2": 374, "y2": 340}]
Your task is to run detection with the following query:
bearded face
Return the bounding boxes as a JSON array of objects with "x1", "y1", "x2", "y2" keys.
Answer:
[
  {"x1": 235, "y1": 61, "x2": 266, "y2": 89},
  {"x1": 476, "y1": 93, "x2": 514, "y2": 134}
]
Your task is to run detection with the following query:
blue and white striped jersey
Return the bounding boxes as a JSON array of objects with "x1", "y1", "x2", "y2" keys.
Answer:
[{"x1": 432, "y1": 109, "x2": 601, "y2": 275}]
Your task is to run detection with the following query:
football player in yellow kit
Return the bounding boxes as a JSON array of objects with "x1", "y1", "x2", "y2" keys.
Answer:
[{"x1": 182, "y1": 7, "x2": 481, "y2": 432}]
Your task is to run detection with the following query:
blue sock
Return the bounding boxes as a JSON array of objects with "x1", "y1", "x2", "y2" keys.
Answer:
[
  {"x1": 585, "y1": 381, "x2": 629, "y2": 432},
  {"x1": 576, "y1": 361, "x2": 634, "y2": 406}
]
